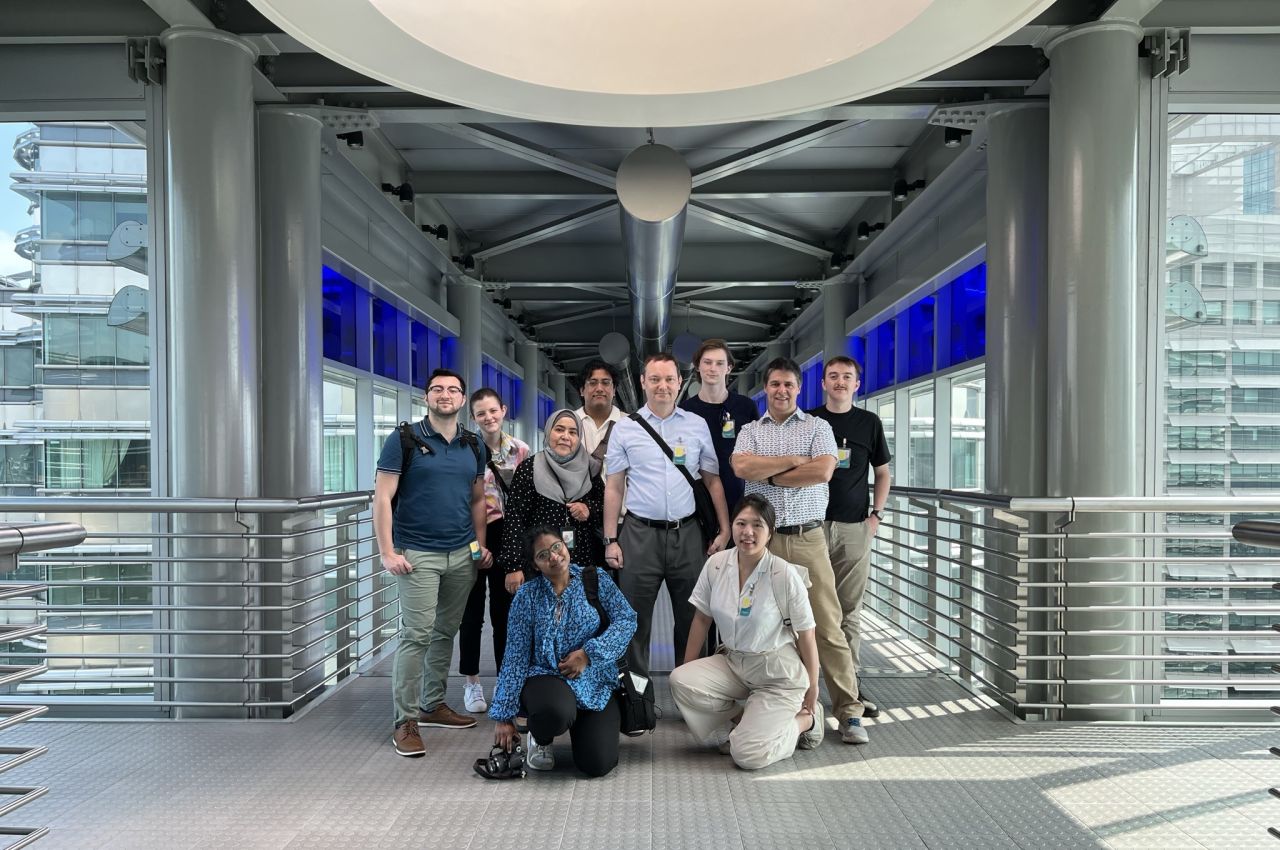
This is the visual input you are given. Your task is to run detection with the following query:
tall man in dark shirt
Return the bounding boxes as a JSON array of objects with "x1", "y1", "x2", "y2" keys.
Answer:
[
  {"x1": 679, "y1": 339, "x2": 760, "y2": 512},
  {"x1": 808, "y1": 355, "x2": 891, "y2": 717}
]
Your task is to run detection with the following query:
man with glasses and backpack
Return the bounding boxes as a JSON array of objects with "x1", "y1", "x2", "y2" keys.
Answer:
[{"x1": 374, "y1": 368, "x2": 493, "y2": 758}]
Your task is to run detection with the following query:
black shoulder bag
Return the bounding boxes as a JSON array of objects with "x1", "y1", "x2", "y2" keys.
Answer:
[
  {"x1": 581, "y1": 566, "x2": 656, "y2": 736},
  {"x1": 626, "y1": 413, "x2": 720, "y2": 543}
]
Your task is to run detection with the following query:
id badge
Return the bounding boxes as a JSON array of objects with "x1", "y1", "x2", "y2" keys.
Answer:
[
  {"x1": 738, "y1": 595, "x2": 753, "y2": 617},
  {"x1": 563, "y1": 529, "x2": 576, "y2": 550},
  {"x1": 721, "y1": 419, "x2": 736, "y2": 439},
  {"x1": 673, "y1": 444, "x2": 688, "y2": 466},
  {"x1": 837, "y1": 447, "x2": 851, "y2": 469},
  {"x1": 468, "y1": 540, "x2": 482, "y2": 561}
]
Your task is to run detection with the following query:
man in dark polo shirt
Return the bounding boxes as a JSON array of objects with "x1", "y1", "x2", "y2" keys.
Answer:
[
  {"x1": 679, "y1": 338, "x2": 759, "y2": 513},
  {"x1": 808, "y1": 355, "x2": 890, "y2": 717},
  {"x1": 374, "y1": 368, "x2": 493, "y2": 758}
]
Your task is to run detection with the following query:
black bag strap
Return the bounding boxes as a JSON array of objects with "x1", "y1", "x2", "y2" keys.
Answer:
[
  {"x1": 581, "y1": 566, "x2": 611, "y2": 636},
  {"x1": 627, "y1": 412, "x2": 700, "y2": 494},
  {"x1": 458, "y1": 428, "x2": 486, "y2": 478},
  {"x1": 487, "y1": 459, "x2": 511, "y2": 499},
  {"x1": 590, "y1": 420, "x2": 616, "y2": 465}
]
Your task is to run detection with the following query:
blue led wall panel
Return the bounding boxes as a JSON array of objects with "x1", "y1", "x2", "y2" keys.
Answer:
[
  {"x1": 753, "y1": 392, "x2": 766, "y2": 416},
  {"x1": 322, "y1": 265, "x2": 370, "y2": 370},
  {"x1": 799, "y1": 359, "x2": 823, "y2": 412},
  {"x1": 410, "y1": 322, "x2": 439, "y2": 390},
  {"x1": 371, "y1": 297, "x2": 407, "y2": 382},
  {"x1": 847, "y1": 335, "x2": 867, "y2": 397},
  {"x1": 440, "y1": 336, "x2": 460, "y2": 372},
  {"x1": 480, "y1": 361, "x2": 524, "y2": 419},
  {"x1": 941, "y1": 264, "x2": 986, "y2": 369},
  {"x1": 864, "y1": 319, "x2": 895, "y2": 395},
  {"x1": 903, "y1": 296, "x2": 935, "y2": 381},
  {"x1": 537, "y1": 392, "x2": 555, "y2": 426}
]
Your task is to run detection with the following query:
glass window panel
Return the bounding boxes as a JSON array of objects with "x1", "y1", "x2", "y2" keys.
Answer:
[
  {"x1": 903, "y1": 297, "x2": 935, "y2": 381},
  {"x1": 373, "y1": 386, "x2": 399, "y2": 475},
  {"x1": 907, "y1": 387, "x2": 934, "y2": 487},
  {"x1": 77, "y1": 195, "x2": 113, "y2": 240},
  {"x1": 1263, "y1": 301, "x2": 1280, "y2": 325},
  {"x1": 323, "y1": 375, "x2": 358, "y2": 493},
  {"x1": 41, "y1": 192, "x2": 77, "y2": 240},
  {"x1": 1201, "y1": 262, "x2": 1226, "y2": 287},
  {"x1": 1232, "y1": 300, "x2": 1256, "y2": 324},
  {"x1": 1264, "y1": 262, "x2": 1280, "y2": 288},
  {"x1": 950, "y1": 371, "x2": 984, "y2": 491},
  {"x1": 1203, "y1": 300, "x2": 1224, "y2": 324},
  {"x1": 44, "y1": 316, "x2": 79, "y2": 365},
  {"x1": 371, "y1": 297, "x2": 404, "y2": 382},
  {"x1": 876, "y1": 397, "x2": 895, "y2": 461}
]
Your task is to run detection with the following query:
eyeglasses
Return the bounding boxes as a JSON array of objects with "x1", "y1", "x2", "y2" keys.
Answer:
[
  {"x1": 427, "y1": 386, "x2": 464, "y2": 396},
  {"x1": 533, "y1": 541, "x2": 566, "y2": 564},
  {"x1": 585, "y1": 378, "x2": 614, "y2": 388}
]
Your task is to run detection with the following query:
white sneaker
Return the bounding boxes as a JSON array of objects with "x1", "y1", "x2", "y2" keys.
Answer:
[
  {"x1": 463, "y1": 681, "x2": 487, "y2": 713},
  {"x1": 841, "y1": 716, "x2": 869, "y2": 745},
  {"x1": 526, "y1": 733, "x2": 555, "y2": 771},
  {"x1": 798, "y1": 703, "x2": 825, "y2": 750}
]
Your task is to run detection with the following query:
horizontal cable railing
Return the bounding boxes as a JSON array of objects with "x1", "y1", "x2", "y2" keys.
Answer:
[
  {"x1": 0, "y1": 519, "x2": 85, "y2": 849},
  {"x1": 0, "y1": 493, "x2": 388, "y2": 718},
  {"x1": 869, "y1": 487, "x2": 1280, "y2": 720}
]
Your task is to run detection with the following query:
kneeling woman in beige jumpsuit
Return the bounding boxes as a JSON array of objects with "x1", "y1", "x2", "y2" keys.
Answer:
[{"x1": 669, "y1": 494, "x2": 824, "y2": 770}]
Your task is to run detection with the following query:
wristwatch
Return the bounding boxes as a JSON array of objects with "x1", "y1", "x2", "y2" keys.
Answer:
[
  {"x1": 603, "y1": 536, "x2": 619, "y2": 545},
  {"x1": 869, "y1": 509, "x2": 884, "y2": 520}
]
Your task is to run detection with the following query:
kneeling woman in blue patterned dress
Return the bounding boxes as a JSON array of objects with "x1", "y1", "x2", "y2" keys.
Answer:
[{"x1": 490, "y1": 526, "x2": 637, "y2": 777}]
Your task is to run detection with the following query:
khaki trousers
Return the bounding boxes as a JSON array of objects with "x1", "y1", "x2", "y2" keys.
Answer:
[
  {"x1": 669, "y1": 645, "x2": 808, "y2": 770},
  {"x1": 768, "y1": 526, "x2": 863, "y2": 719},
  {"x1": 824, "y1": 519, "x2": 874, "y2": 671},
  {"x1": 391, "y1": 545, "x2": 475, "y2": 723}
]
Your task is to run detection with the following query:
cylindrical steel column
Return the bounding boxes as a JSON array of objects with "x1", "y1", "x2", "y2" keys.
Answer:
[
  {"x1": 984, "y1": 104, "x2": 1050, "y2": 716},
  {"x1": 1046, "y1": 21, "x2": 1143, "y2": 720},
  {"x1": 985, "y1": 105, "x2": 1049, "y2": 500},
  {"x1": 822, "y1": 280, "x2": 852, "y2": 365},
  {"x1": 517, "y1": 340, "x2": 540, "y2": 442},
  {"x1": 448, "y1": 280, "x2": 484, "y2": 399},
  {"x1": 550, "y1": 370, "x2": 567, "y2": 411},
  {"x1": 161, "y1": 26, "x2": 259, "y2": 717},
  {"x1": 258, "y1": 107, "x2": 325, "y2": 711}
]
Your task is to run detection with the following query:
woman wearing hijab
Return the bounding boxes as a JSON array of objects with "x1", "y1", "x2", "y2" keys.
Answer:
[{"x1": 498, "y1": 409, "x2": 608, "y2": 595}]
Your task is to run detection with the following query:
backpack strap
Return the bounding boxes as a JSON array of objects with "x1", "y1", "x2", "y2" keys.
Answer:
[
  {"x1": 768, "y1": 553, "x2": 799, "y2": 643},
  {"x1": 581, "y1": 566, "x2": 611, "y2": 637},
  {"x1": 459, "y1": 428, "x2": 487, "y2": 479}
]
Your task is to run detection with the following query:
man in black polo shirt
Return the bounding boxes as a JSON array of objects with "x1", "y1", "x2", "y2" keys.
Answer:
[
  {"x1": 808, "y1": 355, "x2": 890, "y2": 717},
  {"x1": 679, "y1": 338, "x2": 759, "y2": 513}
]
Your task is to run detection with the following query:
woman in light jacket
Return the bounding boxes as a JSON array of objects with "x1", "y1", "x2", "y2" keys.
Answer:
[
  {"x1": 490, "y1": 526, "x2": 636, "y2": 777},
  {"x1": 669, "y1": 494, "x2": 823, "y2": 770}
]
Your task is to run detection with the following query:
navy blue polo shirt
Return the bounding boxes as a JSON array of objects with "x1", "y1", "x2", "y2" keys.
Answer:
[{"x1": 376, "y1": 419, "x2": 486, "y2": 553}]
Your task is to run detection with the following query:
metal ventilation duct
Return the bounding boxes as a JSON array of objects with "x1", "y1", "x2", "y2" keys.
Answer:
[{"x1": 617, "y1": 144, "x2": 691, "y2": 360}]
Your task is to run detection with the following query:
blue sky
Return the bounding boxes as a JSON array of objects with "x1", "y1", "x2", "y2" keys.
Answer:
[{"x1": 0, "y1": 122, "x2": 35, "y2": 276}]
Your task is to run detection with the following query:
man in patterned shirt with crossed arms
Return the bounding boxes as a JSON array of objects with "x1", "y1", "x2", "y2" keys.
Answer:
[{"x1": 731, "y1": 356, "x2": 869, "y2": 744}]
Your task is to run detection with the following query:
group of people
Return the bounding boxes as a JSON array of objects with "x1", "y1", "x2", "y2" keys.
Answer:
[{"x1": 372, "y1": 339, "x2": 891, "y2": 776}]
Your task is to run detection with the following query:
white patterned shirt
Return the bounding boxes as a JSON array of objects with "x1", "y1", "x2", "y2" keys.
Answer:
[{"x1": 734, "y1": 409, "x2": 838, "y2": 526}]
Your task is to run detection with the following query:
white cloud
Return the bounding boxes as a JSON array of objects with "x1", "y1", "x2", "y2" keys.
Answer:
[{"x1": 0, "y1": 230, "x2": 30, "y2": 277}]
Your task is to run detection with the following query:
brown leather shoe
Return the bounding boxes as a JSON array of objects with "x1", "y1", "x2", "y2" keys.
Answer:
[
  {"x1": 419, "y1": 703, "x2": 477, "y2": 729},
  {"x1": 393, "y1": 720, "x2": 426, "y2": 757}
]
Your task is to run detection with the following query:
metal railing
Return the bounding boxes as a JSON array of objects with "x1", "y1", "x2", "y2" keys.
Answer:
[
  {"x1": 0, "y1": 519, "x2": 85, "y2": 849},
  {"x1": 870, "y1": 487, "x2": 1280, "y2": 720},
  {"x1": 0, "y1": 493, "x2": 389, "y2": 718}
]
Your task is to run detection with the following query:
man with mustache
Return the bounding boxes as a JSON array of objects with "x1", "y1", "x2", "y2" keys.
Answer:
[
  {"x1": 731, "y1": 357, "x2": 870, "y2": 744},
  {"x1": 574, "y1": 359, "x2": 625, "y2": 463}
]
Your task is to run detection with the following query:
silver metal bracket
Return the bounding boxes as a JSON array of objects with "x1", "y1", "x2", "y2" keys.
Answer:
[
  {"x1": 1146, "y1": 29, "x2": 1190, "y2": 79},
  {"x1": 126, "y1": 38, "x2": 165, "y2": 86}
]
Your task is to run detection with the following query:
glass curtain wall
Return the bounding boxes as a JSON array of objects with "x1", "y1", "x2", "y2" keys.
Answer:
[
  {"x1": 1161, "y1": 113, "x2": 1280, "y2": 702},
  {"x1": 323, "y1": 373, "x2": 358, "y2": 493},
  {"x1": 0, "y1": 121, "x2": 154, "y2": 698},
  {"x1": 950, "y1": 369, "x2": 986, "y2": 491}
]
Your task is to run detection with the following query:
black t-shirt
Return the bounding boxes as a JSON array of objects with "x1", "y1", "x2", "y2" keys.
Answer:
[
  {"x1": 807, "y1": 405, "x2": 891, "y2": 523},
  {"x1": 680, "y1": 391, "x2": 761, "y2": 512}
]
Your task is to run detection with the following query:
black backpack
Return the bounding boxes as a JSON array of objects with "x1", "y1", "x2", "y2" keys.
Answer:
[{"x1": 389, "y1": 421, "x2": 486, "y2": 511}]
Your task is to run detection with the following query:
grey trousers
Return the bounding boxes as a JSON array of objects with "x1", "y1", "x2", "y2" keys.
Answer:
[{"x1": 617, "y1": 518, "x2": 705, "y2": 677}]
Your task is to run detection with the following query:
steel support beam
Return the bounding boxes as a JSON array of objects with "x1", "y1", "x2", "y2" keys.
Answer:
[
  {"x1": 688, "y1": 202, "x2": 831, "y2": 259},
  {"x1": 535, "y1": 304, "x2": 626, "y2": 330},
  {"x1": 691, "y1": 120, "x2": 868, "y2": 188},
  {"x1": 429, "y1": 124, "x2": 617, "y2": 189},
  {"x1": 473, "y1": 202, "x2": 619, "y2": 260}
]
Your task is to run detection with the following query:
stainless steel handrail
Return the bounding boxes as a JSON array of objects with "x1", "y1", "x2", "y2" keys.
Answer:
[
  {"x1": 0, "y1": 521, "x2": 86, "y2": 849},
  {"x1": 0, "y1": 491, "x2": 372, "y2": 513}
]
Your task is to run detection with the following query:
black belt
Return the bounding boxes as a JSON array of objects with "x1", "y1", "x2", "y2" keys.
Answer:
[
  {"x1": 776, "y1": 520, "x2": 822, "y2": 536},
  {"x1": 628, "y1": 513, "x2": 696, "y2": 531}
]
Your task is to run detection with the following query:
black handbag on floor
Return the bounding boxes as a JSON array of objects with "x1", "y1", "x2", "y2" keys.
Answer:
[
  {"x1": 627, "y1": 413, "x2": 720, "y2": 544},
  {"x1": 582, "y1": 567, "x2": 657, "y2": 736}
]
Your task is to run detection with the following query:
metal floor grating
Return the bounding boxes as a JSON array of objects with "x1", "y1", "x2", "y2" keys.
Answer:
[{"x1": 5, "y1": 615, "x2": 1278, "y2": 849}]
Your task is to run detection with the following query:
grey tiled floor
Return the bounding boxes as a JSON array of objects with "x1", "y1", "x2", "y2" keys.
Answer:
[{"x1": 5, "y1": 621, "x2": 1279, "y2": 849}]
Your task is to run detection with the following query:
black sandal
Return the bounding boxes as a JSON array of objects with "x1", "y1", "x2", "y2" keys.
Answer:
[{"x1": 474, "y1": 744, "x2": 526, "y2": 780}]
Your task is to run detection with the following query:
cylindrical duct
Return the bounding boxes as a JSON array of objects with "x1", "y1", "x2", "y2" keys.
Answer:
[
  {"x1": 617, "y1": 144, "x2": 691, "y2": 360},
  {"x1": 599, "y1": 331, "x2": 639, "y2": 413}
]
